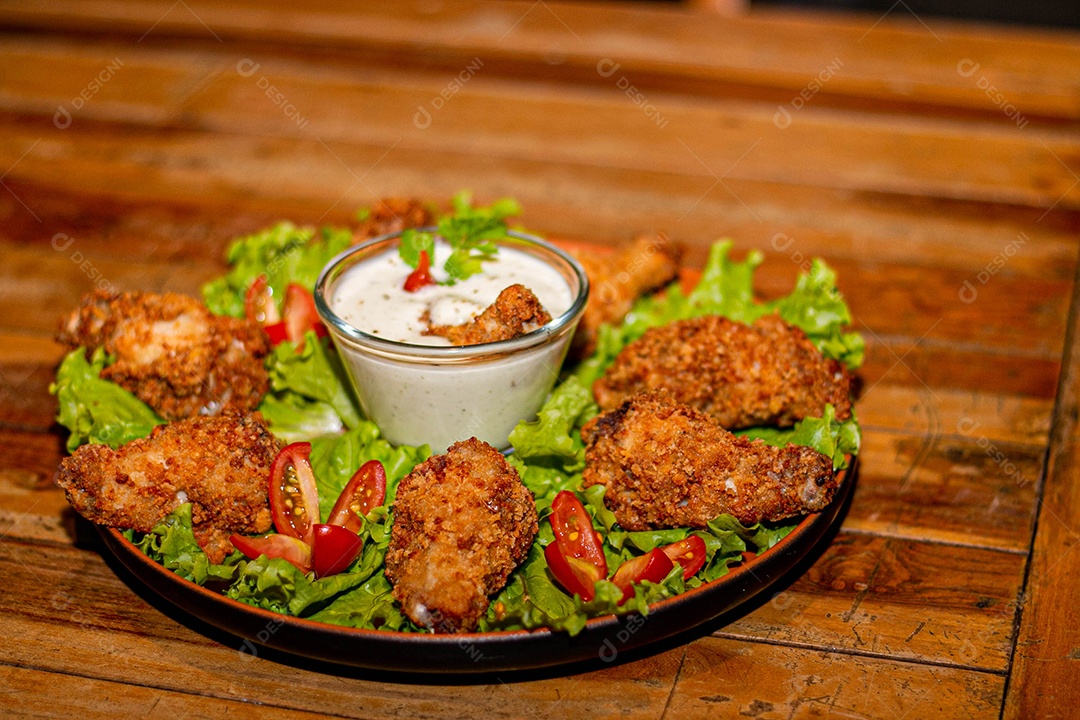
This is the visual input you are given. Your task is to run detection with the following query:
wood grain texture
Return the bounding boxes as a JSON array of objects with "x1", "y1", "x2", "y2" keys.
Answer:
[
  {"x1": 0, "y1": 540, "x2": 682, "y2": 720},
  {"x1": 1003, "y1": 266, "x2": 1080, "y2": 718},
  {"x1": 1, "y1": 38, "x2": 1078, "y2": 210},
  {"x1": 1, "y1": 0, "x2": 1077, "y2": 123},
  {"x1": 0, "y1": 1, "x2": 1076, "y2": 714},
  {"x1": 719, "y1": 532, "x2": 1024, "y2": 670},
  {"x1": 668, "y1": 637, "x2": 1005, "y2": 719}
]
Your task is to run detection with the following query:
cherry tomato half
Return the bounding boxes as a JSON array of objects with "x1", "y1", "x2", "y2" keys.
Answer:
[
  {"x1": 282, "y1": 283, "x2": 328, "y2": 349},
  {"x1": 243, "y1": 274, "x2": 280, "y2": 325},
  {"x1": 549, "y1": 491, "x2": 608, "y2": 574},
  {"x1": 611, "y1": 548, "x2": 674, "y2": 604},
  {"x1": 544, "y1": 542, "x2": 606, "y2": 602},
  {"x1": 403, "y1": 250, "x2": 435, "y2": 292},
  {"x1": 311, "y1": 523, "x2": 363, "y2": 578},
  {"x1": 545, "y1": 491, "x2": 608, "y2": 601},
  {"x1": 269, "y1": 442, "x2": 321, "y2": 546},
  {"x1": 660, "y1": 535, "x2": 707, "y2": 581},
  {"x1": 327, "y1": 460, "x2": 387, "y2": 533},
  {"x1": 230, "y1": 533, "x2": 312, "y2": 574}
]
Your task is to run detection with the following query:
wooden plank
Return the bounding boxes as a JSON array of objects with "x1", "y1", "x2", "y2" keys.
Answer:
[
  {"x1": 844, "y1": 431, "x2": 1040, "y2": 552},
  {"x1": 719, "y1": 533, "x2": 1024, "y2": 670},
  {"x1": 0, "y1": 541, "x2": 680, "y2": 719},
  {"x1": 1003, "y1": 267, "x2": 1080, "y2": 717},
  {"x1": 0, "y1": 0, "x2": 1077, "y2": 123},
  {"x1": 668, "y1": 636, "x2": 1004, "y2": 719},
  {"x1": 1, "y1": 39, "x2": 1078, "y2": 210},
  {"x1": 0, "y1": 664, "x2": 333, "y2": 720}
]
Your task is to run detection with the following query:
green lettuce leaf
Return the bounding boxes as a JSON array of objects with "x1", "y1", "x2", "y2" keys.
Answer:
[
  {"x1": 267, "y1": 331, "x2": 363, "y2": 434},
  {"x1": 50, "y1": 348, "x2": 164, "y2": 451},
  {"x1": 127, "y1": 504, "x2": 239, "y2": 585},
  {"x1": 225, "y1": 555, "x2": 370, "y2": 616},
  {"x1": 202, "y1": 222, "x2": 353, "y2": 318},
  {"x1": 741, "y1": 404, "x2": 860, "y2": 469}
]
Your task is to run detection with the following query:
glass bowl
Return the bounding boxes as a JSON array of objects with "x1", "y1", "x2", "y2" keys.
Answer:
[{"x1": 314, "y1": 230, "x2": 589, "y2": 452}]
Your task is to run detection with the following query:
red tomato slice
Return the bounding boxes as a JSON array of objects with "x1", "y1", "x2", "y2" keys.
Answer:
[
  {"x1": 244, "y1": 274, "x2": 280, "y2": 325},
  {"x1": 549, "y1": 490, "x2": 608, "y2": 575},
  {"x1": 327, "y1": 460, "x2": 387, "y2": 533},
  {"x1": 544, "y1": 542, "x2": 605, "y2": 602},
  {"x1": 311, "y1": 523, "x2": 364, "y2": 578},
  {"x1": 268, "y1": 442, "x2": 320, "y2": 546},
  {"x1": 660, "y1": 535, "x2": 707, "y2": 581},
  {"x1": 230, "y1": 533, "x2": 312, "y2": 574},
  {"x1": 403, "y1": 250, "x2": 435, "y2": 292},
  {"x1": 262, "y1": 321, "x2": 289, "y2": 345},
  {"x1": 282, "y1": 283, "x2": 329, "y2": 349},
  {"x1": 611, "y1": 548, "x2": 675, "y2": 604}
]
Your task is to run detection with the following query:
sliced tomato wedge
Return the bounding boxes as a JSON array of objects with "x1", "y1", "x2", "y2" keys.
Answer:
[
  {"x1": 611, "y1": 548, "x2": 675, "y2": 604},
  {"x1": 268, "y1": 442, "x2": 320, "y2": 546},
  {"x1": 282, "y1": 283, "x2": 328, "y2": 349},
  {"x1": 244, "y1": 274, "x2": 280, "y2": 325},
  {"x1": 545, "y1": 491, "x2": 608, "y2": 601},
  {"x1": 262, "y1": 321, "x2": 289, "y2": 345},
  {"x1": 327, "y1": 460, "x2": 387, "y2": 533},
  {"x1": 230, "y1": 533, "x2": 312, "y2": 574},
  {"x1": 311, "y1": 523, "x2": 363, "y2": 578},
  {"x1": 660, "y1": 535, "x2": 707, "y2": 581},
  {"x1": 549, "y1": 491, "x2": 608, "y2": 574},
  {"x1": 544, "y1": 542, "x2": 605, "y2": 602},
  {"x1": 403, "y1": 250, "x2": 435, "y2": 292}
]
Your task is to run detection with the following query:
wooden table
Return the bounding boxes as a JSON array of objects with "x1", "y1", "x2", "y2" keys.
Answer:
[{"x1": 1, "y1": 2, "x2": 1077, "y2": 717}]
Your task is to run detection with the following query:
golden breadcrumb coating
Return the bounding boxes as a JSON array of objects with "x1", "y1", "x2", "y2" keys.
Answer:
[
  {"x1": 385, "y1": 438, "x2": 538, "y2": 633},
  {"x1": 424, "y1": 284, "x2": 552, "y2": 346},
  {"x1": 57, "y1": 412, "x2": 280, "y2": 562},
  {"x1": 582, "y1": 394, "x2": 839, "y2": 530},
  {"x1": 354, "y1": 198, "x2": 435, "y2": 241},
  {"x1": 570, "y1": 235, "x2": 683, "y2": 356},
  {"x1": 56, "y1": 290, "x2": 271, "y2": 421},
  {"x1": 594, "y1": 313, "x2": 853, "y2": 429}
]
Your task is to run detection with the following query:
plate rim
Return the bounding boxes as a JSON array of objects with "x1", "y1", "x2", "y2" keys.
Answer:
[{"x1": 96, "y1": 455, "x2": 855, "y2": 673}]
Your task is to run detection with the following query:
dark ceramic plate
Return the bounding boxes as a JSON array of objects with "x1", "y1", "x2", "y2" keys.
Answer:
[{"x1": 96, "y1": 458, "x2": 854, "y2": 674}]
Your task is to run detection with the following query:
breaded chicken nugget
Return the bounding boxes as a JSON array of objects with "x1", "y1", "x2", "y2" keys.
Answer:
[
  {"x1": 424, "y1": 284, "x2": 551, "y2": 346},
  {"x1": 582, "y1": 394, "x2": 839, "y2": 530},
  {"x1": 594, "y1": 313, "x2": 852, "y2": 429},
  {"x1": 57, "y1": 412, "x2": 280, "y2": 562},
  {"x1": 385, "y1": 438, "x2": 538, "y2": 633},
  {"x1": 354, "y1": 198, "x2": 435, "y2": 241},
  {"x1": 57, "y1": 290, "x2": 271, "y2": 421},
  {"x1": 571, "y1": 235, "x2": 683, "y2": 356}
]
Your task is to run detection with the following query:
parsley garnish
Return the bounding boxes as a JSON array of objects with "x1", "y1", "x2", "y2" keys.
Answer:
[{"x1": 398, "y1": 191, "x2": 521, "y2": 285}]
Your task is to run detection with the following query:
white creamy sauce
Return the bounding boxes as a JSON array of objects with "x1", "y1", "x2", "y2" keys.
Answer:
[
  {"x1": 325, "y1": 238, "x2": 582, "y2": 452},
  {"x1": 333, "y1": 241, "x2": 573, "y2": 344}
]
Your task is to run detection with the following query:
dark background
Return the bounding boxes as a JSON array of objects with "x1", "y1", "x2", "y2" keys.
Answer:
[{"x1": 650, "y1": 0, "x2": 1080, "y2": 29}]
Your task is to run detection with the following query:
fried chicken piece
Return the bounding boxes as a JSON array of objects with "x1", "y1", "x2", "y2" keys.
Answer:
[
  {"x1": 582, "y1": 394, "x2": 838, "y2": 530},
  {"x1": 57, "y1": 290, "x2": 271, "y2": 421},
  {"x1": 594, "y1": 313, "x2": 853, "y2": 429},
  {"x1": 423, "y1": 284, "x2": 552, "y2": 346},
  {"x1": 57, "y1": 412, "x2": 280, "y2": 562},
  {"x1": 354, "y1": 197, "x2": 435, "y2": 241},
  {"x1": 385, "y1": 438, "x2": 538, "y2": 633},
  {"x1": 571, "y1": 235, "x2": 683, "y2": 356}
]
